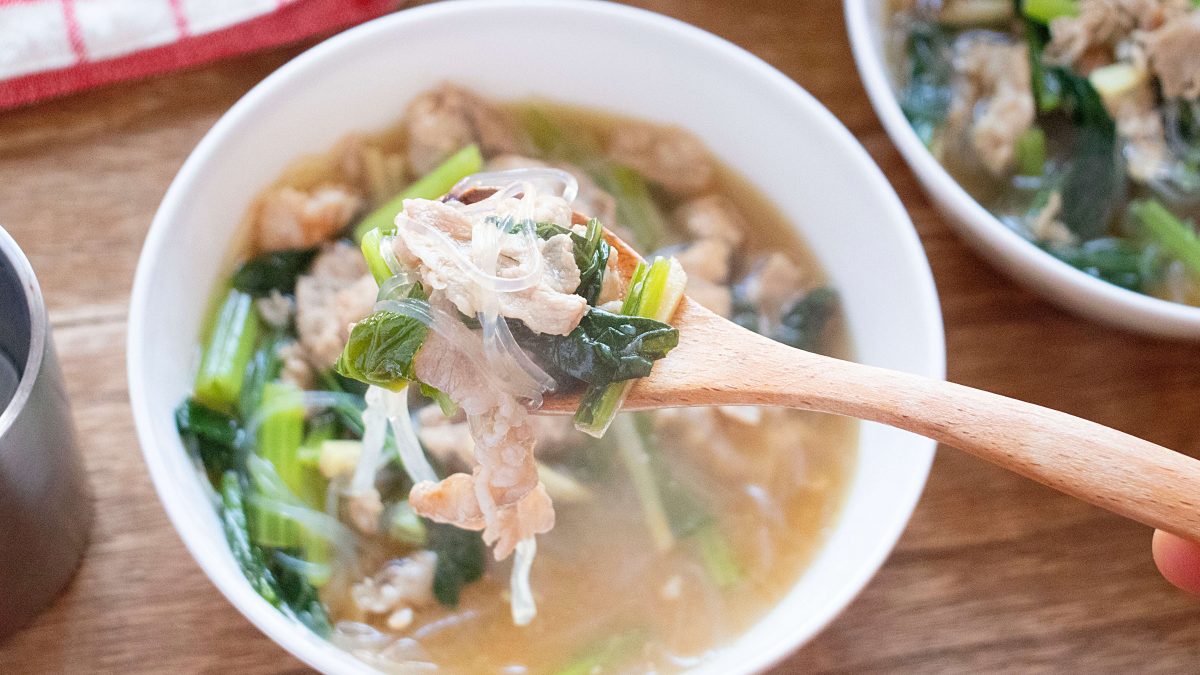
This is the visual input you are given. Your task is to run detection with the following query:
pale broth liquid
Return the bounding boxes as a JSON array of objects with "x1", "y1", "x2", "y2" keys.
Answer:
[{"x1": 322, "y1": 104, "x2": 859, "y2": 673}]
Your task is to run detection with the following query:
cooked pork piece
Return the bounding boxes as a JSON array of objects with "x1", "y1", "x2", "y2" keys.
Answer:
[
  {"x1": 1141, "y1": 10, "x2": 1200, "y2": 99},
  {"x1": 295, "y1": 242, "x2": 377, "y2": 369},
  {"x1": 351, "y1": 552, "x2": 438, "y2": 621},
  {"x1": 673, "y1": 195, "x2": 747, "y2": 248},
  {"x1": 607, "y1": 121, "x2": 714, "y2": 195},
  {"x1": 407, "y1": 311, "x2": 556, "y2": 560},
  {"x1": 393, "y1": 198, "x2": 588, "y2": 336},
  {"x1": 404, "y1": 84, "x2": 520, "y2": 175},
  {"x1": 743, "y1": 252, "x2": 808, "y2": 326},
  {"x1": 1045, "y1": 0, "x2": 1191, "y2": 67},
  {"x1": 948, "y1": 37, "x2": 1035, "y2": 176},
  {"x1": 257, "y1": 184, "x2": 362, "y2": 252}
]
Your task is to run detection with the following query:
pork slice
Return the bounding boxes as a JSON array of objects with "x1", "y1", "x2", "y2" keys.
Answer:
[
  {"x1": 257, "y1": 184, "x2": 362, "y2": 252},
  {"x1": 597, "y1": 245, "x2": 625, "y2": 305},
  {"x1": 1142, "y1": 11, "x2": 1200, "y2": 99},
  {"x1": 404, "y1": 84, "x2": 519, "y2": 175},
  {"x1": 673, "y1": 195, "x2": 747, "y2": 248},
  {"x1": 396, "y1": 199, "x2": 587, "y2": 336},
  {"x1": 1045, "y1": 0, "x2": 1189, "y2": 66},
  {"x1": 676, "y1": 239, "x2": 733, "y2": 284},
  {"x1": 294, "y1": 242, "x2": 376, "y2": 369},
  {"x1": 607, "y1": 121, "x2": 714, "y2": 196},
  {"x1": 948, "y1": 37, "x2": 1035, "y2": 176},
  {"x1": 409, "y1": 475, "x2": 554, "y2": 560},
  {"x1": 745, "y1": 253, "x2": 808, "y2": 325}
]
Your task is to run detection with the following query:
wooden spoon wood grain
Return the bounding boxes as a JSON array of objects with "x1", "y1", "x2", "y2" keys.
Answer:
[{"x1": 540, "y1": 227, "x2": 1200, "y2": 541}]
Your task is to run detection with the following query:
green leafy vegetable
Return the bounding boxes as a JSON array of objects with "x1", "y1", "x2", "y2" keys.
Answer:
[
  {"x1": 238, "y1": 330, "x2": 285, "y2": 420},
  {"x1": 1023, "y1": 15, "x2": 1062, "y2": 112},
  {"x1": 523, "y1": 308, "x2": 678, "y2": 387},
  {"x1": 900, "y1": 21, "x2": 954, "y2": 147},
  {"x1": 176, "y1": 398, "x2": 241, "y2": 482},
  {"x1": 614, "y1": 413, "x2": 742, "y2": 585},
  {"x1": 427, "y1": 521, "x2": 486, "y2": 606},
  {"x1": 231, "y1": 248, "x2": 318, "y2": 297},
  {"x1": 220, "y1": 473, "x2": 333, "y2": 636},
  {"x1": 595, "y1": 165, "x2": 669, "y2": 252},
  {"x1": 694, "y1": 522, "x2": 741, "y2": 589},
  {"x1": 353, "y1": 144, "x2": 484, "y2": 241},
  {"x1": 1045, "y1": 237, "x2": 1152, "y2": 290},
  {"x1": 420, "y1": 383, "x2": 458, "y2": 418},
  {"x1": 573, "y1": 258, "x2": 686, "y2": 436},
  {"x1": 220, "y1": 472, "x2": 280, "y2": 605},
  {"x1": 1131, "y1": 200, "x2": 1200, "y2": 279},
  {"x1": 267, "y1": 548, "x2": 333, "y2": 636},
  {"x1": 776, "y1": 288, "x2": 839, "y2": 353},
  {"x1": 256, "y1": 382, "x2": 325, "y2": 509},
  {"x1": 335, "y1": 310, "x2": 429, "y2": 391},
  {"x1": 316, "y1": 371, "x2": 368, "y2": 437},
  {"x1": 360, "y1": 227, "x2": 395, "y2": 285},
  {"x1": 1049, "y1": 66, "x2": 1123, "y2": 238},
  {"x1": 731, "y1": 286, "x2": 838, "y2": 354},
  {"x1": 194, "y1": 288, "x2": 260, "y2": 412}
]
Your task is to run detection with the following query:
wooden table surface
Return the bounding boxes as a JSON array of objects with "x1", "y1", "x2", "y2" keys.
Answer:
[{"x1": 2, "y1": 1, "x2": 1199, "y2": 672}]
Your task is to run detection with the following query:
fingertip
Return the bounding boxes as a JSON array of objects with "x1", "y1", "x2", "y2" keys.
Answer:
[{"x1": 1153, "y1": 530, "x2": 1200, "y2": 596}]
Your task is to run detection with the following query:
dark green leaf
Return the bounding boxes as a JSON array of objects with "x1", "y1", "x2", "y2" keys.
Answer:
[
  {"x1": 221, "y1": 472, "x2": 331, "y2": 636},
  {"x1": 316, "y1": 371, "x2": 368, "y2": 437},
  {"x1": 1023, "y1": 9, "x2": 1062, "y2": 112},
  {"x1": 177, "y1": 399, "x2": 241, "y2": 481},
  {"x1": 522, "y1": 308, "x2": 678, "y2": 387},
  {"x1": 267, "y1": 548, "x2": 332, "y2": 636},
  {"x1": 1044, "y1": 237, "x2": 1154, "y2": 290},
  {"x1": 776, "y1": 288, "x2": 839, "y2": 353},
  {"x1": 239, "y1": 331, "x2": 286, "y2": 420},
  {"x1": 232, "y1": 248, "x2": 319, "y2": 298},
  {"x1": 334, "y1": 310, "x2": 429, "y2": 391},
  {"x1": 220, "y1": 472, "x2": 280, "y2": 605},
  {"x1": 900, "y1": 21, "x2": 954, "y2": 147},
  {"x1": 427, "y1": 521, "x2": 485, "y2": 606},
  {"x1": 1050, "y1": 66, "x2": 1124, "y2": 239}
]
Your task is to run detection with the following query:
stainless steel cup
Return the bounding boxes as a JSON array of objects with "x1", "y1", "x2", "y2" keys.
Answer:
[{"x1": 0, "y1": 227, "x2": 92, "y2": 640}]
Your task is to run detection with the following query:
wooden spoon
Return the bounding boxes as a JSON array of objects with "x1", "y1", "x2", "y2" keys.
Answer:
[{"x1": 540, "y1": 228, "x2": 1200, "y2": 541}]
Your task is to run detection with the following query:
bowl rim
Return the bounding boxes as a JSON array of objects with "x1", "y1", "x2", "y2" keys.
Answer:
[
  {"x1": 843, "y1": 0, "x2": 1200, "y2": 338},
  {"x1": 128, "y1": 1, "x2": 945, "y2": 672}
]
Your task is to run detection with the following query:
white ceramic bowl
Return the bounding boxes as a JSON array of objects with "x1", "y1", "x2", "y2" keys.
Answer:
[
  {"x1": 128, "y1": 1, "x2": 944, "y2": 672},
  {"x1": 845, "y1": 0, "x2": 1200, "y2": 340}
]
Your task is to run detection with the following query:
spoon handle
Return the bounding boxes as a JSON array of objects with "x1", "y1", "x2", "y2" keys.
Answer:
[
  {"x1": 624, "y1": 298, "x2": 1200, "y2": 539},
  {"x1": 816, "y1": 357, "x2": 1200, "y2": 539}
]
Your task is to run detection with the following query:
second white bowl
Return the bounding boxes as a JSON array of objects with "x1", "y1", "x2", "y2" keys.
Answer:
[{"x1": 845, "y1": 0, "x2": 1200, "y2": 339}]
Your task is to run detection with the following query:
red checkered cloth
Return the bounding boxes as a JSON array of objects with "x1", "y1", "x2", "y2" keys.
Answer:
[{"x1": 0, "y1": 0, "x2": 399, "y2": 110}]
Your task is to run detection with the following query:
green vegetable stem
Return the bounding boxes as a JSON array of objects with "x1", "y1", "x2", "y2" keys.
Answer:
[{"x1": 194, "y1": 288, "x2": 260, "y2": 412}]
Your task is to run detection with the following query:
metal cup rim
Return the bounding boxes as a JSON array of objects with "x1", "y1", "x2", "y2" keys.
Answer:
[{"x1": 0, "y1": 226, "x2": 48, "y2": 441}]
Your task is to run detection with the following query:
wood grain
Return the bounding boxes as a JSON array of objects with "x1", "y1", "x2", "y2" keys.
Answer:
[{"x1": 2, "y1": 1, "x2": 1199, "y2": 673}]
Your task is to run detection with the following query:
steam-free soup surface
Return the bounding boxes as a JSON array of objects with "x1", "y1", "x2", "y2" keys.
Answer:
[{"x1": 181, "y1": 86, "x2": 855, "y2": 674}]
